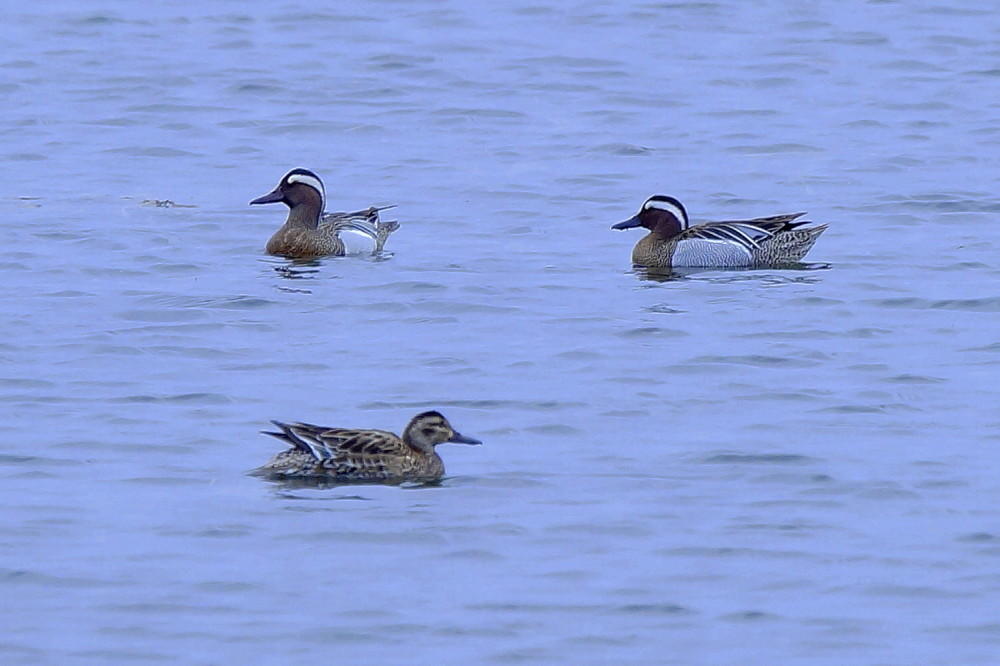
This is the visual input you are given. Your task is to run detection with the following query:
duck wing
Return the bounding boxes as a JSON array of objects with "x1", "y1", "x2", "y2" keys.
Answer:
[
  {"x1": 680, "y1": 221, "x2": 772, "y2": 252},
  {"x1": 714, "y1": 212, "x2": 809, "y2": 232},
  {"x1": 321, "y1": 206, "x2": 400, "y2": 248},
  {"x1": 670, "y1": 217, "x2": 798, "y2": 267},
  {"x1": 265, "y1": 421, "x2": 407, "y2": 461},
  {"x1": 682, "y1": 212, "x2": 807, "y2": 246}
]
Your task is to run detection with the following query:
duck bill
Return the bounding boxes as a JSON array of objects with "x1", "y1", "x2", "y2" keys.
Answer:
[
  {"x1": 448, "y1": 432, "x2": 482, "y2": 446},
  {"x1": 611, "y1": 214, "x2": 642, "y2": 230},
  {"x1": 249, "y1": 188, "x2": 285, "y2": 206}
]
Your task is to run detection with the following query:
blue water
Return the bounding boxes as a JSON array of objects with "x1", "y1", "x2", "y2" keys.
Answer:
[{"x1": 3, "y1": 1, "x2": 1000, "y2": 663}]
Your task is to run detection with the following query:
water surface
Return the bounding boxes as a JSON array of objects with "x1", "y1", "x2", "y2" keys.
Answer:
[{"x1": 2, "y1": 1, "x2": 1000, "y2": 663}]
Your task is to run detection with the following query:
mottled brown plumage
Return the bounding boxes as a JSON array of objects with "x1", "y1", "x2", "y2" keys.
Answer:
[
  {"x1": 256, "y1": 411, "x2": 481, "y2": 485},
  {"x1": 250, "y1": 168, "x2": 398, "y2": 258}
]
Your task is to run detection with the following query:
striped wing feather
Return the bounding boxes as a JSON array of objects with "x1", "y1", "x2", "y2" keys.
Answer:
[
  {"x1": 279, "y1": 422, "x2": 408, "y2": 459},
  {"x1": 321, "y1": 208, "x2": 381, "y2": 240},
  {"x1": 683, "y1": 222, "x2": 772, "y2": 247},
  {"x1": 714, "y1": 212, "x2": 807, "y2": 228},
  {"x1": 263, "y1": 421, "x2": 417, "y2": 481},
  {"x1": 322, "y1": 206, "x2": 399, "y2": 250},
  {"x1": 682, "y1": 213, "x2": 810, "y2": 250}
]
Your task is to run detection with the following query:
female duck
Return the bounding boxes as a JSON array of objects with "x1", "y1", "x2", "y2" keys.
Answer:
[
  {"x1": 250, "y1": 168, "x2": 399, "y2": 258},
  {"x1": 256, "y1": 411, "x2": 481, "y2": 484},
  {"x1": 612, "y1": 195, "x2": 827, "y2": 269}
]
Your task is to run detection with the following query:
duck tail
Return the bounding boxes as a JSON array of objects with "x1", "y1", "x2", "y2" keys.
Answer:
[
  {"x1": 787, "y1": 223, "x2": 829, "y2": 258},
  {"x1": 263, "y1": 420, "x2": 325, "y2": 459},
  {"x1": 791, "y1": 222, "x2": 828, "y2": 239},
  {"x1": 373, "y1": 218, "x2": 400, "y2": 254},
  {"x1": 261, "y1": 420, "x2": 295, "y2": 445},
  {"x1": 784, "y1": 218, "x2": 828, "y2": 232}
]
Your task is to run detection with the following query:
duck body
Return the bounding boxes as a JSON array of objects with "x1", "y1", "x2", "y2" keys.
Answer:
[
  {"x1": 251, "y1": 168, "x2": 398, "y2": 258},
  {"x1": 613, "y1": 196, "x2": 827, "y2": 269},
  {"x1": 263, "y1": 207, "x2": 394, "y2": 258},
  {"x1": 257, "y1": 411, "x2": 481, "y2": 484}
]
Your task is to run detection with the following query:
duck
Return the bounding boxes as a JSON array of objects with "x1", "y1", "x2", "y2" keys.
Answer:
[
  {"x1": 256, "y1": 411, "x2": 482, "y2": 484},
  {"x1": 250, "y1": 168, "x2": 399, "y2": 258},
  {"x1": 612, "y1": 195, "x2": 827, "y2": 269}
]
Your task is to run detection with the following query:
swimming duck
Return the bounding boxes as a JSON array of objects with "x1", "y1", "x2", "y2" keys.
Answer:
[
  {"x1": 257, "y1": 411, "x2": 482, "y2": 484},
  {"x1": 612, "y1": 195, "x2": 827, "y2": 269},
  {"x1": 250, "y1": 168, "x2": 399, "y2": 258}
]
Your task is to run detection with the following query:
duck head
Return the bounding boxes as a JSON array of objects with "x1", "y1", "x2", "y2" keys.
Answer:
[
  {"x1": 250, "y1": 168, "x2": 326, "y2": 215},
  {"x1": 403, "y1": 411, "x2": 482, "y2": 453},
  {"x1": 612, "y1": 195, "x2": 689, "y2": 237}
]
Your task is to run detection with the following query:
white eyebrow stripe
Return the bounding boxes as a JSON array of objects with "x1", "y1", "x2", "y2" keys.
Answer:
[
  {"x1": 286, "y1": 173, "x2": 326, "y2": 208},
  {"x1": 642, "y1": 198, "x2": 688, "y2": 227}
]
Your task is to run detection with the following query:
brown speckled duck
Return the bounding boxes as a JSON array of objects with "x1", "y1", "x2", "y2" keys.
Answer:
[
  {"x1": 612, "y1": 195, "x2": 827, "y2": 269},
  {"x1": 256, "y1": 411, "x2": 481, "y2": 484},
  {"x1": 250, "y1": 168, "x2": 399, "y2": 258}
]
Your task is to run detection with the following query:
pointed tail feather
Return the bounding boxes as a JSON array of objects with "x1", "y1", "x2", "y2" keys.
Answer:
[
  {"x1": 265, "y1": 420, "x2": 326, "y2": 460},
  {"x1": 262, "y1": 421, "x2": 296, "y2": 445}
]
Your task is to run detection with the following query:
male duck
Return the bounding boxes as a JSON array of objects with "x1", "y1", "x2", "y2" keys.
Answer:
[
  {"x1": 256, "y1": 411, "x2": 481, "y2": 484},
  {"x1": 250, "y1": 168, "x2": 399, "y2": 258},
  {"x1": 612, "y1": 195, "x2": 827, "y2": 269}
]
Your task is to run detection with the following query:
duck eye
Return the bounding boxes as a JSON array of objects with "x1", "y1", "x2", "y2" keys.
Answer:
[{"x1": 421, "y1": 428, "x2": 435, "y2": 436}]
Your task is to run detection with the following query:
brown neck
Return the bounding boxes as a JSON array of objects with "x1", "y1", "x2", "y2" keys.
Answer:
[
  {"x1": 649, "y1": 219, "x2": 683, "y2": 239},
  {"x1": 402, "y1": 434, "x2": 433, "y2": 455},
  {"x1": 284, "y1": 203, "x2": 321, "y2": 230}
]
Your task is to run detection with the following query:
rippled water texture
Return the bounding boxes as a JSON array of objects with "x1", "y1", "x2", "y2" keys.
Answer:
[{"x1": 3, "y1": 1, "x2": 1000, "y2": 663}]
